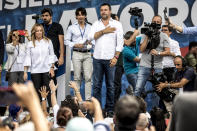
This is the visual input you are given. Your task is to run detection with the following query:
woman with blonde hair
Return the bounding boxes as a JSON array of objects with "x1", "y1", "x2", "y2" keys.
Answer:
[
  {"x1": 5, "y1": 29, "x2": 30, "y2": 86},
  {"x1": 24, "y1": 23, "x2": 57, "y2": 105}
]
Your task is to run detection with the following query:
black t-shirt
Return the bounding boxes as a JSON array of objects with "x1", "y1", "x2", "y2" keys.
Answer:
[
  {"x1": 42, "y1": 22, "x2": 64, "y2": 58},
  {"x1": 175, "y1": 67, "x2": 196, "y2": 91}
]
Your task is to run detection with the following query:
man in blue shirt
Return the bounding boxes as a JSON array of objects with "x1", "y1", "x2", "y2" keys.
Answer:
[
  {"x1": 169, "y1": 20, "x2": 197, "y2": 35},
  {"x1": 123, "y1": 30, "x2": 141, "y2": 91}
]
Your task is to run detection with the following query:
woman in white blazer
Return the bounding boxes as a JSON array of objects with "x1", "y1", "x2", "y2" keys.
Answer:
[
  {"x1": 5, "y1": 30, "x2": 29, "y2": 86},
  {"x1": 24, "y1": 23, "x2": 57, "y2": 105}
]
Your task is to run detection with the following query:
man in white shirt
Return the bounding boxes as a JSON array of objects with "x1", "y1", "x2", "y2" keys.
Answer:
[
  {"x1": 162, "y1": 25, "x2": 181, "y2": 82},
  {"x1": 65, "y1": 7, "x2": 93, "y2": 100},
  {"x1": 88, "y1": 3, "x2": 124, "y2": 115}
]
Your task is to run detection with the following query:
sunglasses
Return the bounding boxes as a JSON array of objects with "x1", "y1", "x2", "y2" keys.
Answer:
[
  {"x1": 175, "y1": 64, "x2": 181, "y2": 66},
  {"x1": 161, "y1": 29, "x2": 169, "y2": 31}
]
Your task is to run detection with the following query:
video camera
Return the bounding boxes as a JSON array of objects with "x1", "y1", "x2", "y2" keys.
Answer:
[
  {"x1": 141, "y1": 22, "x2": 161, "y2": 36},
  {"x1": 128, "y1": 7, "x2": 142, "y2": 29},
  {"x1": 141, "y1": 22, "x2": 161, "y2": 50},
  {"x1": 32, "y1": 14, "x2": 41, "y2": 20},
  {"x1": 128, "y1": 7, "x2": 142, "y2": 17},
  {"x1": 149, "y1": 72, "x2": 176, "y2": 102}
]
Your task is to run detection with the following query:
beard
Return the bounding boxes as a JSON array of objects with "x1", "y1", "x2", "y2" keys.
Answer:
[
  {"x1": 101, "y1": 14, "x2": 109, "y2": 20},
  {"x1": 43, "y1": 20, "x2": 50, "y2": 25}
]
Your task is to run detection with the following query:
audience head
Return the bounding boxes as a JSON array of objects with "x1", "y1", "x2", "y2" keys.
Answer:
[
  {"x1": 135, "y1": 96, "x2": 147, "y2": 113},
  {"x1": 0, "y1": 106, "x2": 6, "y2": 116},
  {"x1": 150, "y1": 107, "x2": 166, "y2": 131},
  {"x1": 136, "y1": 113, "x2": 149, "y2": 130},
  {"x1": 66, "y1": 117, "x2": 94, "y2": 131},
  {"x1": 114, "y1": 95, "x2": 140, "y2": 131},
  {"x1": 56, "y1": 107, "x2": 73, "y2": 127},
  {"x1": 9, "y1": 104, "x2": 21, "y2": 121},
  {"x1": 61, "y1": 95, "x2": 79, "y2": 117}
]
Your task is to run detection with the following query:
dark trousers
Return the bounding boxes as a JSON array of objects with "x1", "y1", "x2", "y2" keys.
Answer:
[
  {"x1": 114, "y1": 65, "x2": 124, "y2": 104},
  {"x1": 93, "y1": 58, "x2": 115, "y2": 112},
  {"x1": 163, "y1": 67, "x2": 176, "y2": 82},
  {"x1": 8, "y1": 71, "x2": 24, "y2": 86},
  {"x1": 31, "y1": 72, "x2": 51, "y2": 107}
]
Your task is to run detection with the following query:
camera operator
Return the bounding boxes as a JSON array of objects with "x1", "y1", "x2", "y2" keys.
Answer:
[
  {"x1": 122, "y1": 30, "x2": 141, "y2": 92},
  {"x1": 4, "y1": 30, "x2": 30, "y2": 86},
  {"x1": 156, "y1": 56, "x2": 196, "y2": 112},
  {"x1": 134, "y1": 15, "x2": 170, "y2": 97},
  {"x1": 161, "y1": 25, "x2": 181, "y2": 82},
  {"x1": 157, "y1": 56, "x2": 196, "y2": 92}
]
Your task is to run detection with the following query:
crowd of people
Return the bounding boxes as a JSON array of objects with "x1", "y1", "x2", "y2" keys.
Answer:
[{"x1": 0, "y1": 2, "x2": 197, "y2": 131}]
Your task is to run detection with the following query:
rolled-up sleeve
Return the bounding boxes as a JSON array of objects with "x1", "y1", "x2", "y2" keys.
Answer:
[
  {"x1": 24, "y1": 42, "x2": 32, "y2": 67},
  {"x1": 65, "y1": 26, "x2": 75, "y2": 48},
  {"x1": 183, "y1": 26, "x2": 197, "y2": 35},
  {"x1": 49, "y1": 40, "x2": 58, "y2": 64},
  {"x1": 163, "y1": 33, "x2": 170, "y2": 48},
  {"x1": 116, "y1": 23, "x2": 124, "y2": 52}
]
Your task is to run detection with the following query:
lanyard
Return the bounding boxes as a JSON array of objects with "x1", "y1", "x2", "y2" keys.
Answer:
[
  {"x1": 78, "y1": 24, "x2": 86, "y2": 39},
  {"x1": 44, "y1": 23, "x2": 52, "y2": 36}
]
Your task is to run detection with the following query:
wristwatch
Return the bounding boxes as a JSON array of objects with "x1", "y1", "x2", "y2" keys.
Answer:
[
  {"x1": 158, "y1": 51, "x2": 161, "y2": 55},
  {"x1": 42, "y1": 98, "x2": 46, "y2": 101}
]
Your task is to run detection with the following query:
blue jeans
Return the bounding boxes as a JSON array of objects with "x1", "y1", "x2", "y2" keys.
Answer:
[
  {"x1": 126, "y1": 73, "x2": 137, "y2": 91},
  {"x1": 93, "y1": 58, "x2": 115, "y2": 112},
  {"x1": 134, "y1": 66, "x2": 162, "y2": 96}
]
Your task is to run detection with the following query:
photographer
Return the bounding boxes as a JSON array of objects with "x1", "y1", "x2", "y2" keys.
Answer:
[
  {"x1": 123, "y1": 30, "x2": 141, "y2": 92},
  {"x1": 4, "y1": 30, "x2": 30, "y2": 86},
  {"x1": 168, "y1": 19, "x2": 197, "y2": 35},
  {"x1": 134, "y1": 15, "x2": 170, "y2": 97},
  {"x1": 156, "y1": 56, "x2": 196, "y2": 112},
  {"x1": 156, "y1": 56, "x2": 196, "y2": 93}
]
